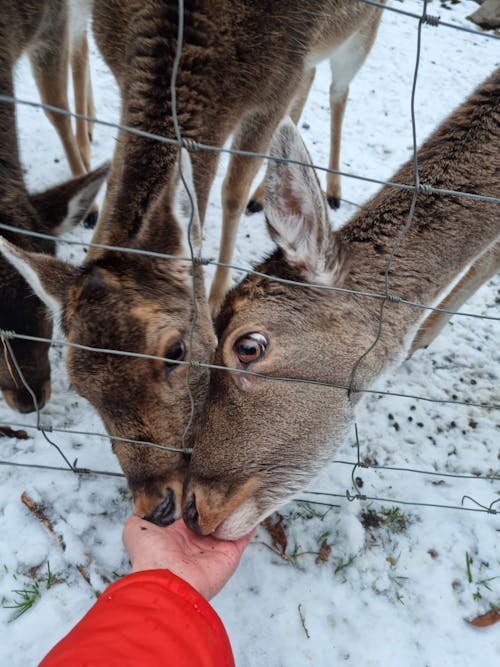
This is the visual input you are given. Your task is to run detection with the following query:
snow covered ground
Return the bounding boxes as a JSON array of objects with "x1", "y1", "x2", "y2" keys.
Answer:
[{"x1": 1, "y1": 1, "x2": 499, "y2": 665}]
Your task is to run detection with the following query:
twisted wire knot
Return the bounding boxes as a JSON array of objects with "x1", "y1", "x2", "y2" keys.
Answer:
[
  {"x1": 346, "y1": 490, "x2": 367, "y2": 502},
  {"x1": 0, "y1": 329, "x2": 16, "y2": 339},
  {"x1": 74, "y1": 466, "x2": 91, "y2": 475},
  {"x1": 417, "y1": 183, "x2": 433, "y2": 195},
  {"x1": 386, "y1": 294, "x2": 402, "y2": 304},
  {"x1": 181, "y1": 138, "x2": 200, "y2": 151},
  {"x1": 422, "y1": 14, "x2": 440, "y2": 27},
  {"x1": 190, "y1": 255, "x2": 211, "y2": 265},
  {"x1": 37, "y1": 423, "x2": 53, "y2": 433},
  {"x1": 348, "y1": 383, "x2": 360, "y2": 397}
]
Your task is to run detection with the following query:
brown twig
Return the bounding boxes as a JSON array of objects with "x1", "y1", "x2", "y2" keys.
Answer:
[
  {"x1": 298, "y1": 603, "x2": 310, "y2": 639},
  {"x1": 253, "y1": 540, "x2": 299, "y2": 566},
  {"x1": 21, "y1": 492, "x2": 66, "y2": 551},
  {"x1": 21, "y1": 491, "x2": 110, "y2": 596}
]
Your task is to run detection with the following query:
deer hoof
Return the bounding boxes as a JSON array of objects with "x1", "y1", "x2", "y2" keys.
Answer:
[
  {"x1": 246, "y1": 199, "x2": 263, "y2": 215},
  {"x1": 327, "y1": 196, "x2": 341, "y2": 210},
  {"x1": 83, "y1": 210, "x2": 98, "y2": 229}
]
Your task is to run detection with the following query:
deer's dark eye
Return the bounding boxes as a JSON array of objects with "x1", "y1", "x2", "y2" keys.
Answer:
[
  {"x1": 234, "y1": 333, "x2": 268, "y2": 365},
  {"x1": 164, "y1": 340, "x2": 185, "y2": 374}
]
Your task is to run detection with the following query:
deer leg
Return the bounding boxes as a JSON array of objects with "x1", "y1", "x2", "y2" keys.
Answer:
[
  {"x1": 70, "y1": 30, "x2": 100, "y2": 229},
  {"x1": 210, "y1": 106, "x2": 291, "y2": 315},
  {"x1": 86, "y1": 55, "x2": 96, "y2": 142},
  {"x1": 30, "y1": 39, "x2": 87, "y2": 178},
  {"x1": 326, "y1": 85, "x2": 348, "y2": 210},
  {"x1": 247, "y1": 68, "x2": 316, "y2": 215},
  {"x1": 71, "y1": 30, "x2": 91, "y2": 171},
  {"x1": 326, "y1": 23, "x2": 381, "y2": 210},
  {"x1": 410, "y1": 243, "x2": 500, "y2": 354}
]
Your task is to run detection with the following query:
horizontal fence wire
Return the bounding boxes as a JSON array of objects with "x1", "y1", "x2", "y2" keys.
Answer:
[
  {"x1": 0, "y1": 456, "x2": 498, "y2": 515},
  {"x1": 300, "y1": 492, "x2": 500, "y2": 515},
  {"x1": 0, "y1": 0, "x2": 498, "y2": 520},
  {"x1": 0, "y1": 459, "x2": 497, "y2": 515},
  {"x1": 1, "y1": 454, "x2": 497, "y2": 484}
]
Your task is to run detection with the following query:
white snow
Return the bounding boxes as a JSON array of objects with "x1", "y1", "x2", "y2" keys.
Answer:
[{"x1": 1, "y1": 1, "x2": 499, "y2": 665}]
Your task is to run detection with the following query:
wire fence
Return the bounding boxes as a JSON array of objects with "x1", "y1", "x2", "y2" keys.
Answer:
[{"x1": 0, "y1": 0, "x2": 499, "y2": 521}]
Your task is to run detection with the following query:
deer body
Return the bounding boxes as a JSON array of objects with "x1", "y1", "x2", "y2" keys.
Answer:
[
  {"x1": 182, "y1": 70, "x2": 500, "y2": 539},
  {"x1": 0, "y1": 1, "x2": 107, "y2": 412},
  {"x1": 89, "y1": 0, "x2": 385, "y2": 300}
]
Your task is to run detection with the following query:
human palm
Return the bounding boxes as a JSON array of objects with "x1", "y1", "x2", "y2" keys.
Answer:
[{"x1": 123, "y1": 516, "x2": 254, "y2": 600}]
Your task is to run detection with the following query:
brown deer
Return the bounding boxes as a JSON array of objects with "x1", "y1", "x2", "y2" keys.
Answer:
[
  {"x1": 246, "y1": 12, "x2": 384, "y2": 214},
  {"x1": 181, "y1": 70, "x2": 500, "y2": 540},
  {"x1": 0, "y1": 1, "x2": 388, "y2": 523},
  {"x1": 0, "y1": 153, "x2": 213, "y2": 521},
  {"x1": 0, "y1": 0, "x2": 108, "y2": 412}
]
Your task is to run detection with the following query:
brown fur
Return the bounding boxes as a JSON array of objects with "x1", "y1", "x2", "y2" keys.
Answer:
[
  {"x1": 184, "y1": 70, "x2": 500, "y2": 539},
  {"x1": 89, "y1": 0, "x2": 385, "y2": 309}
]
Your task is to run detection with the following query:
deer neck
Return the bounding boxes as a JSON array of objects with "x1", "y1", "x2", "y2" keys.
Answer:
[
  {"x1": 327, "y1": 70, "x2": 499, "y2": 382},
  {"x1": 340, "y1": 69, "x2": 498, "y2": 337},
  {"x1": 0, "y1": 47, "x2": 41, "y2": 243}
]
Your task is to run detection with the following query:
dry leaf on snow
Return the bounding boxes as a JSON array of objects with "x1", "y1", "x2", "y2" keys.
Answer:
[
  {"x1": 467, "y1": 608, "x2": 500, "y2": 627},
  {"x1": 263, "y1": 514, "x2": 288, "y2": 554}
]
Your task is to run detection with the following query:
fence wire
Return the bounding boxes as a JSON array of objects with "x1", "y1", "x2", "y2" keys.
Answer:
[{"x1": 0, "y1": 0, "x2": 499, "y2": 517}]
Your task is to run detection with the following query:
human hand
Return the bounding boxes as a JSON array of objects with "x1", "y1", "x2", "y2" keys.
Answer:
[{"x1": 123, "y1": 516, "x2": 254, "y2": 600}]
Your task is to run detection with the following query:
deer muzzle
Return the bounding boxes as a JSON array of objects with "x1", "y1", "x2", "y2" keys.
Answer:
[
  {"x1": 182, "y1": 476, "x2": 262, "y2": 539},
  {"x1": 1, "y1": 379, "x2": 51, "y2": 413}
]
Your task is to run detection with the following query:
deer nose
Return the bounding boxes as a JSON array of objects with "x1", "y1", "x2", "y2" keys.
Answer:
[
  {"x1": 13, "y1": 380, "x2": 51, "y2": 413},
  {"x1": 143, "y1": 489, "x2": 176, "y2": 527},
  {"x1": 182, "y1": 494, "x2": 201, "y2": 534}
]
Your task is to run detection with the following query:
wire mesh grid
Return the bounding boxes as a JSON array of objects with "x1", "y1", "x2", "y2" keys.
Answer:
[{"x1": 0, "y1": 0, "x2": 498, "y2": 521}]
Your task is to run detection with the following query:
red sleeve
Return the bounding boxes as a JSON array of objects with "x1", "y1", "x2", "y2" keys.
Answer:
[{"x1": 39, "y1": 570, "x2": 234, "y2": 667}]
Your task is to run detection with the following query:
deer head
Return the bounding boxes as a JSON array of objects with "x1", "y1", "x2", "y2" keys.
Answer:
[
  {"x1": 0, "y1": 151, "x2": 215, "y2": 524},
  {"x1": 183, "y1": 120, "x2": 405, "y2": 539},
  {"x1": 0, "y1": 165, "x2": 109, "y2": 413}
]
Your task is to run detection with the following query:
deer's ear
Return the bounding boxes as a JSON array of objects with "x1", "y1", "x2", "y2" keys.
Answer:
[
  {"x1": 137, "y1": 149, "x2": 202, "y2": 258},
  {"x1": 0, "y1": 237, "x2": 78, "y2": 317},
  {"x1": 29, "y1": 163, "x2": 110, "y2": 234},
  {"x1": 264, "y1": 119, "x2": 343, "y2": 285}
]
